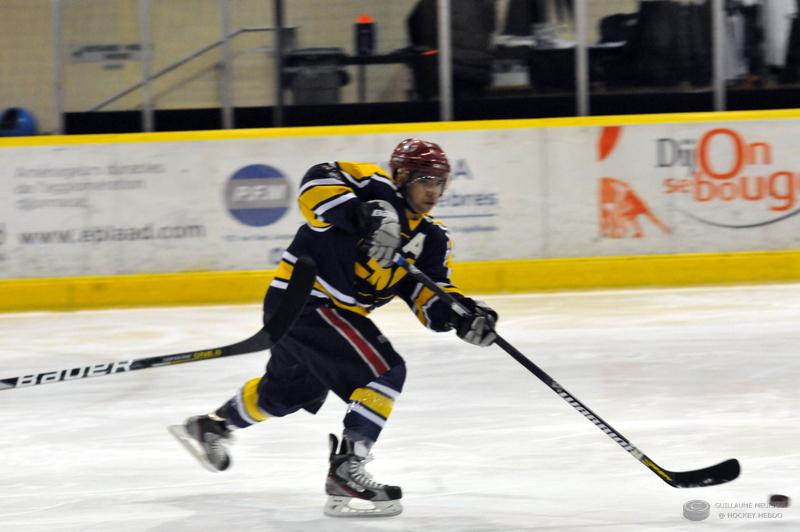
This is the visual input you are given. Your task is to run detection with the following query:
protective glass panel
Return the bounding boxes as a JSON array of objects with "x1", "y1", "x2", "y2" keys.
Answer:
[
  {"x1": 62, "y1": 0, "x2": 145, "y2": 114},
  {"x1": 60, "y1": 0, "x2": 431, "y2": 129},
  {"x1": 146, "y1": 0, "x2": 226, "y2": 112},
  {"x1": 282, "y1": 0, "x2": 421, "y2": 107},
  {"x1": 587, "y1": 0, "x2": 713, "y2": 115},
  {"x1": 493, "y1": 0, "x2": 577, "y2": 107},
  {"x1": 226, "y1": 0, "x2": 278, "y2": 109},
  {"x1": 727, "y1": 1, "x2": 798, "y2": 109}
]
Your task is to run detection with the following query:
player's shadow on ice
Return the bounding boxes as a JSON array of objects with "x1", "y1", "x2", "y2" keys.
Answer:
[{"x1": 149, "y1": 491, "x2": 527, "y2": 532}]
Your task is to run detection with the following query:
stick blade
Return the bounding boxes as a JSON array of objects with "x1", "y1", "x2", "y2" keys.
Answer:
[{"x1": 666, "y1": 458, "x2": 740, "y2": 488}]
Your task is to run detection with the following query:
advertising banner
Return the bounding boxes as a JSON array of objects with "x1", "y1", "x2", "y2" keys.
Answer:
[
  {"x1": 546, "y1": 121, "x2": 800, "y2": 257},
  {"x1": 0, "y1": 129, "x2": 542, "y2": 278},
  {"x1": 2, "y1": 116, "x2": 800, "y2": 279}
]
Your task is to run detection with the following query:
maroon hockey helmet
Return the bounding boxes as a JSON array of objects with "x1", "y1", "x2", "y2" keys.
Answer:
[{"x1": 389, "y1": 138, "x2": 451, "y2": 188}]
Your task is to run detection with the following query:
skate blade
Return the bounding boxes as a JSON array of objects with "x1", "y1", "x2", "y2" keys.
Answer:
[
  {"x1": 323, "y1": 496, "x2": 402, "y2": 518},
  {"x1": 167, "y1": 424, "x2": 226, "y2": 473}
]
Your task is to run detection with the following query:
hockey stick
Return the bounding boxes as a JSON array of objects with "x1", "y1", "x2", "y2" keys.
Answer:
[
  {"x1": 0, "y1": 256, "x2": 317, "y2": 392},
  {"x1": 394, "y1": 254, "x2": 740, "y2": 488}
]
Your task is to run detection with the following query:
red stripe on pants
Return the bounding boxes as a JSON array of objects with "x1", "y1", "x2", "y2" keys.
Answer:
[{"x1": 318, "y1": 306, "x2": 390, "y2": 376}]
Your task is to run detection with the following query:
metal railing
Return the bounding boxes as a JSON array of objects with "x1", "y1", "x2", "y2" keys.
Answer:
[
  {"x1": 50, "y1": 0, "x2": 734, "y2": 133},
  {"x1": 87, "y1": 27, "x2": 294, "y2": 123}
]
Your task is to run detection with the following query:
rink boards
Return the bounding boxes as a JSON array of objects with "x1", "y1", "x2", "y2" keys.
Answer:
[{"x1": 3, "y1": 110, "x2": 800, "y2": 310}]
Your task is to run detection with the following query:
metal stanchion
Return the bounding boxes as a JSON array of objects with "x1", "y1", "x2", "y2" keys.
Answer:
[
  {"x1": 437, "y1": 0, "x2": 453, "y2": 122},
  {"x1": 138, "y1": 0, "x2": 154, "y2": 132}
]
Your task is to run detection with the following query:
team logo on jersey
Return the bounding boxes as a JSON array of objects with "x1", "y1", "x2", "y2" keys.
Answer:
[{"x1": 224, "y1": 165, "x2": 290, "y2": 227}]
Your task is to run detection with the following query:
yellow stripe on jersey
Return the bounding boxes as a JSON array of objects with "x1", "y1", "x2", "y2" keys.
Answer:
[
  {"x1": 414, "y1": 286, "x2": 437, "y2": 323},
  {"x1": 408, "y1": 217, "x2": 423, "y2": 231},
  {"x1": 355, "y1": 262, "x2": 370, "y2": 279},
  {"x1": 388, "y1": 267, "x2": 408, "y2": 289},
  {"x1": 241, "y1": 377, "x2": 270, "y2": 422},
  {"x1": 272, "y1": 258, "x2": 294, "y2": 284},
  {"x1": 355, "y1": 261, "x2": 409, "y2": 291},
  {"x1": 297, "y1": 185, "x2": 353, "y2": 228},
  {"x1": 412, "y1": 283, "x2": 464, "y2": 326},
  {"x1": 274, "y1": 257, "x2": 367, "y2": 315},
  {"x1": 337, "y1": 162, "x2": 391, "y2": 182},
  {"x1": 312, "y1": 280, "x2": 369, "y2": 316},
  {"x1": 349, "y1": 387, "x2": 394, "y2": 419},
  {"x1": 297, "y1": 204, "x2": 330, "y2": 229}
]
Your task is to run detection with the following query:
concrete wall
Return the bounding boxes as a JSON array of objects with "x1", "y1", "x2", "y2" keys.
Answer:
[{"x1": 0, "y1": 0, "x2": 57, "y2": 133}]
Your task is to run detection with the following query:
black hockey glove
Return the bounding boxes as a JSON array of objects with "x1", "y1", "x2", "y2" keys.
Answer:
[
  {"x1": 357, "y1": 200, "x2": 401, "y2": 267},
  {"x1": 454, "y1": 299, "x2": 498, "y2": 347}
]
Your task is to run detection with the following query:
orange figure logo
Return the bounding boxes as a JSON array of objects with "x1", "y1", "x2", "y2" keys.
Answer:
[
  {"x1": 597, "y1": 126, "x2": 670, "y2": 238},
  {"x1": 599, "y1": 177, "x2": 671, "y2": 238}
]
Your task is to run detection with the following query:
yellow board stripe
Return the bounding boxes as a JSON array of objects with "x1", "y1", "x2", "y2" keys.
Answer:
[
  {"x1": 349, "y1": 387, "x2": 394, "y2": 419},
  {"x1": 450, "y1": 250, "x2": 800, "y2": 293},
  {"x1": 3, "y1": 249, "x2": 800, "y2": 312},
  {"x1": 6, "y1": 109, "x2": 800, "y2": 149},
  {"x1": 241, "y1": 378, "x2": 269, "y2": 422}
]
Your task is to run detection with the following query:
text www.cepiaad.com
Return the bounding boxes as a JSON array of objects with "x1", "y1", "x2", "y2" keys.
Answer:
[{"x1": 18, "y1": 224, "x2": 206, "y2": 245}]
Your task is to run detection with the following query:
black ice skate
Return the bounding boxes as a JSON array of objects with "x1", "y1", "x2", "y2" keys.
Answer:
[
  {"x1": 168, "y1": 414, "x2": 233, "y2": 472},
  {"x1": 324, "y1": 433, "x2": 402, "y2": 517}
]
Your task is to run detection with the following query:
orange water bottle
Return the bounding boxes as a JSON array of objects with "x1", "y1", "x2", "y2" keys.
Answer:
[{"x1": 354, "y1": 14, "x2": 376, "y2": 56}]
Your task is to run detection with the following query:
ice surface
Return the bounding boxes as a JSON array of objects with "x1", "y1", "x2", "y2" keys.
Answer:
[{"x1": 1, "y1": 284, "x2": 798, "y2": 531}]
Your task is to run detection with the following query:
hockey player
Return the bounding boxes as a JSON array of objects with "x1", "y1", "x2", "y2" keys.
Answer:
[{"x1": 170, "y1": 138, "x2": 498, "y2": 517}]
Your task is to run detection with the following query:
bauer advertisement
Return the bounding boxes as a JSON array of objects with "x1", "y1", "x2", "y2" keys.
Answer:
[{"x1": 1, "y1": 116, "x2": 800, "y2": 279}]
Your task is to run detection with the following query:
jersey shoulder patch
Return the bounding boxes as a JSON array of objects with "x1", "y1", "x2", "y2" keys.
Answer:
[{"x1": 336, "y1": 161, "x2": 393, "y2": 184}]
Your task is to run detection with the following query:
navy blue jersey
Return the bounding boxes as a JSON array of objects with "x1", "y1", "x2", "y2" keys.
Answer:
[{"x1": 265, "y1": 161, "x2": 466, "y2": 331}]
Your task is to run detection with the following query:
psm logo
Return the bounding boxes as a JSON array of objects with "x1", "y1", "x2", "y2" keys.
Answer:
[{"x1": 224, "y1": 165, "x2": 290, "y2": 227}]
